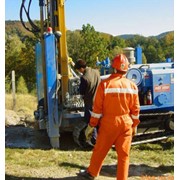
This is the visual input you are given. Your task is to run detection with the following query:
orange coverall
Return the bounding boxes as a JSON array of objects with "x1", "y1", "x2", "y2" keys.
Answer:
[{"x1": 87, "y1": 73, "x2": 140, "y2": 180}]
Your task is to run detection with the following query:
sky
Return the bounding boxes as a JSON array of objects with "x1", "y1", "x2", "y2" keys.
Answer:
[{"x1": 5, "y1": 0, "x2": 174, "y2": 37}]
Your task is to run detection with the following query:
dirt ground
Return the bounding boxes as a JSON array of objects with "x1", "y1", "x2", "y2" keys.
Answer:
[{"x1": 5, "y1": 110, "x2": 174, "y2": 180}]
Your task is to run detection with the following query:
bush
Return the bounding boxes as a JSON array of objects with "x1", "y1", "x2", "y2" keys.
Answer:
[
  {"x1": 17, "y1": 76, "x2": 28, "y2": 94},
  {"x1": 5, "y1": 76, "x2": 11, "y2": 93}
]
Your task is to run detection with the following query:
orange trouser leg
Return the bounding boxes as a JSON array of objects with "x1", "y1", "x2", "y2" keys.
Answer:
[
  {"x1": 115, "y1": 127, "x2": 132, "y2": 180},
  {"x1": 87, "y1": 127, "x2": 115, "y2": 177}
]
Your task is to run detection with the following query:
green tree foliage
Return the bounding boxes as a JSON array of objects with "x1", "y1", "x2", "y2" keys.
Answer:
[
  {"x1": 16, "y1": 76, "x2": 28, "y2": 94},
  {"x1": 78, "y1": 24, "x2": 109, "y2": 67},
  {"x1": 111, "y1": 46, "x2": 123, "y2": 57},
  {"x1": 142, "y1": 53, "x2": 147, "y2": 64},
  {"x1": 126, "y1": 35, "x2": 146, "y2": 49},
  {"x1": 125, "y1": 33, "x2": 174, "y2": 63},
  {"x1": 5, "y1": 76, "x2": 11, "y2": 93},
  {"x1": 145, "y1": 37, "x2": 163, "y2": 63},
  {"x1": 67, "y1": 30, "x2": 83, "y2": 61},
  {"x1": 19, "y1": 36, "x2": 38, "y2": 91},
  {"x1": 5, "y1": 21, "x2": 39, "y2": 92},
  {"x1": 5, "y1": 21, "x2": 174, "y2": 93},
  {"x1": 5, "y1": 34, "x2": 37, "y2": 92},
  {"x1": 160, "y1": 32, "x2": 174, "y2": 59},
  {"x1": 146, "y1": 45, "x2": 158, "y2": 63},
  {"x1": 5, "y1": 21, "x2": 35, "y2": 38},
  {"x1": 108, "y1": 36, "x2": 126, "y2": 59},
  {"x1": 5, "y1": 34, "x2": 25, "y2": 77},
  {"x1": 109, "y1": 36, "x2": 126, "y2": 50}
]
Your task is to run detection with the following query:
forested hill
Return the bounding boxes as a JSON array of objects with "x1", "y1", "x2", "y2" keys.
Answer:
[
  {"x1": 5, "y1": 20, "x2": 173, "y2": 39},
  {"x1": 117, "y1": 31, "x2": 174, "y2": 40},
  {"x1": 5, "y1": 21, "x2": 174, "y2": 93},
  {"x1": 5, "y1": 21, "x2": 35, "y2": 38}
]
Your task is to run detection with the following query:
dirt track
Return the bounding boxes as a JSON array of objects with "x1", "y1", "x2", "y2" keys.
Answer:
[{"x1": 5, "y1": 125, "x2": 80, "y2": 150}]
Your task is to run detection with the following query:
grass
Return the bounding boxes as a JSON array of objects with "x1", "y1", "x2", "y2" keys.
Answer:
[
  {"x1": 5, "y1": 139, "x2": 174, "y2": 178},
  {"x1": 6, "y1": 149, "x2": 114, "y2": 170},
  {"x1": 5, "y1": 93, "x2": 37, "y2": 115},
  {"x1": 130, "y1": 139, "x2": 174, "y2": 166},
  {"x1": 5, "y1": 94, "x2": 174, "y2": 178}
]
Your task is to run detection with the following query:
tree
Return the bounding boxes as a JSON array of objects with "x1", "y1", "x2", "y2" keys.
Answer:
[
  {"x1": 145, "y1": 45, "x2": 157, "y2": 63},
  {"x1": 5, "y1": 21, "x2": 174, "y2": 93},
  {"x1": 107, "y1": 36, "x2": 126, "y2": 59},
  {"x1": 78, "y1": 24, "x2": 109, "y2": 67},
  {"x1": 16, "y1": 76, "x2": 28, "y2": 94},
  {"x1": 67, "y1": 30, "x2": 83, "y2": 61},
  {"x1": 160, "y1": 32, "x2": 174, "y2": 59},
  {"x1": 5, "y1": 34, "x2": 25, "y2": 78},
  {"x1": 5, "y1": 76, "x2": 11, "y2": 93},
  {"x1": 19, "y1": 36, "x2": 37, "y2": 91},
  {"x1": 142, "y1": 53, "x2": 147, "y2": 64},
  {"x1": 110, "y1": 46, "x2": 123, "y2": 58},
  {"x1": 109, "y1": 36, "x2": 126, "y2": 49}
]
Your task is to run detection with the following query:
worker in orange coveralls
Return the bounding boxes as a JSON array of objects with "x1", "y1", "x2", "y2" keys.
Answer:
[{"x1": 78, "y1": 54, "x2": 140, "y2": 180}]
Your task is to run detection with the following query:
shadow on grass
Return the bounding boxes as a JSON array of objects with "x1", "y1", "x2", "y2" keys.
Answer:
[
  {"x1": 58, "y1": 162, "x2": 174, "y2": 178},
  {"x1": 5, "y1": 163, "x2": 174, "y2": 179},
  {"x1": 129, "y1": 164, "x2": 174, "y2": 177},
  {"x1": 59, "y1": 162, "x2": 84, "y2": 169},
  {"x1": 132, "y1": 138, "x2": 174, "y2": 151},
  {"x1": 5, "y1": 174, "x2": 81, "y2": 180},
  {"x1": 99, "y1": 163, "x2": 174, "y2": 177}
]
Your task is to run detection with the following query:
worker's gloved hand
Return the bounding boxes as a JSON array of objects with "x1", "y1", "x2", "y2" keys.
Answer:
[
  {"x1": 132, "y1": 127, "x2": 137, "y2": 137},
  {"x1": 85, "y1": 125, "x2": 94, "y2": 142}
]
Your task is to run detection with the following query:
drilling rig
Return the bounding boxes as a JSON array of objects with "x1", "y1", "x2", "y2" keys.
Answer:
[
  {"x1": 20, "y1": 0, "x2": 174, "y2": 148},
  {"x1": 20, "y1": 0, "x2": 87, "y2": 148}
]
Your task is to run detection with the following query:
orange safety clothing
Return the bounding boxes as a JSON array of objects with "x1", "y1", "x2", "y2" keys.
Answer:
[{"x1": 87, "y1": 73, "x2": 140, "y2": 180}]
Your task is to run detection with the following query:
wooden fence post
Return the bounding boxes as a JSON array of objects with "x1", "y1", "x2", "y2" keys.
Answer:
[{"x1": 12, "y1": 70, "x2": 16, "y2": 110}]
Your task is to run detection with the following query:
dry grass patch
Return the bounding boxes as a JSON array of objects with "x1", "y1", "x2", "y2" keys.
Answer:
[{"x1": 5, "y1": 94, "x2": 37, "y2": 115}]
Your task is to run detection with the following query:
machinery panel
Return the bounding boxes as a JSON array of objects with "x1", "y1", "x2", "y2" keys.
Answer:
[
  {"x1": 44, "y1": 34, "x2": 60, "y2": 138},
  {"x1": 35, "y1": 42, "x2": 44, "y2": 105},
  {"x1": 152, "y1": 69, "x2": 174, "y2": 109},
  {"x1": 127, "y1": 63, "x2": 174, "y2": 112}
]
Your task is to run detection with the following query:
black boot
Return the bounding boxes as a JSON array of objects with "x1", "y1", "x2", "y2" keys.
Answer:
[{"x1": 77, "y1": 169, "x2": 95, "y2": 180}]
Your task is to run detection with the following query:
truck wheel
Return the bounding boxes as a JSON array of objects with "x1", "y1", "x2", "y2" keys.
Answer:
[{"x1": 165, "y1": 117, "x2": 174, "y2": 131}]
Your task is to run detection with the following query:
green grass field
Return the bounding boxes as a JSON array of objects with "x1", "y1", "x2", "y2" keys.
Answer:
[
  {"x1": 5, "y1": 94, "x2": 174, "y2": 179},
  {"x1": 5, "y1": 139, "x2": 174, "y2": 179}
]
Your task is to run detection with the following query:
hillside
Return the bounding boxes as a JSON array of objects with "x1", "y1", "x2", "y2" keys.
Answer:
[
  {"x1": 116, "y1": 31, "x2": 174, "y2": 39},
  {"x1": 5, "y1": 20, "x2": 36, "y2": 38},
  {"x1": 5, "y1": 20, "x2": 173, "y2": 40}
]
